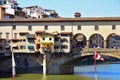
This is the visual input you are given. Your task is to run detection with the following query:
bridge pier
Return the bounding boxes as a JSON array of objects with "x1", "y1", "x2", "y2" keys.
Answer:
[{"x1": 60, "y1": 65, "x2": 74, "y2": 74}]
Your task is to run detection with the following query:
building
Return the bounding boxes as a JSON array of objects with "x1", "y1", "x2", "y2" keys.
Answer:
[
  {"x1": 0, "y1": 38, "x2": 11, "y2": 56},
  {"x1": 0, "y1": 1, "x2": 59, "y2": 19},
  {"x1": 0, "y1": 0, "x2": 26, "y2": 19},
  {"x1": 0, "y1": 6, "x2": 5, "y2": 19},
  {"x1": 22, "y1": 6, "x2": 58, "y2": 18},
  {"x1": 0, "y1": 17, "x2": 120, "y2": 54}
]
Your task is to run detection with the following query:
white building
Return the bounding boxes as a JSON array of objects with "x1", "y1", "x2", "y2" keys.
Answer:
[{"x1": 22, "y1": 6, "x2": 58, "y2": 18}]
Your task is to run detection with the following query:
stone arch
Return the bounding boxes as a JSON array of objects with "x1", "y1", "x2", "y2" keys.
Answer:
[
  {"x1": 106, "y1": 33, "x2": 120, "y2": 49},
  {"x1": 73, "y1": 33, "x2": 87, "y2": 48},
  {"x1": 89, "y1": 33, "x2": 104, "y2": 48}
]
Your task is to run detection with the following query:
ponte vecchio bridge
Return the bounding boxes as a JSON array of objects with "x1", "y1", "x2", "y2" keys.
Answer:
[{"x1": 0, "y1": 17, "x2": 120, "y2": 74}]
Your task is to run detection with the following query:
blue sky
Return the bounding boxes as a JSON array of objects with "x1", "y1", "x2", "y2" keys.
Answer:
[{"x1": 17, "y1": 0, "x2": 120, "y2": 17}]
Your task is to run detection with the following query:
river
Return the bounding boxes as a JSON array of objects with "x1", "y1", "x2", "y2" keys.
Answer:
[
  {"x1": 74, "y1": 63, "x2": 120, "y2": 80},
  {"x1": 1, "y1": 63, "x2": 120, "y2": 80}
]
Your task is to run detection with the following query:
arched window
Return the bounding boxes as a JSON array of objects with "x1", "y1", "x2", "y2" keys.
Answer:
[{"x1": 89, "y1": 34, "x2": 104, "y2": 48}]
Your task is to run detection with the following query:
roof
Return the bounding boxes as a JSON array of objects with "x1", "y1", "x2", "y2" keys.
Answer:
[
  {"x1": 1, "y1": 17, "x2": 120, "y2": 23},
  {"x1": 19, "y1": 32, "x2": 28, "y2": 34},
  {"x1": 27, "y1": 34, "x2": 35, "y2": 38},
  {"x1": 11, "y1": 38, "x2": 19, "y2": 40},
  {"x1": 35, "y1": 30, "x2": 46, "y2": 34},
  {"x1": 60, "y1": 32, "x2": 72, "y2": 35}
]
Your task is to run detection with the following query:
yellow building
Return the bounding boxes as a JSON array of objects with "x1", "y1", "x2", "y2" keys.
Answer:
[
  {"x1": 40, "y1": 33, "x2": 55, "y2": 53},
  {"x1": 0, "y1": 6, "x2": 5, "y2": 19}
]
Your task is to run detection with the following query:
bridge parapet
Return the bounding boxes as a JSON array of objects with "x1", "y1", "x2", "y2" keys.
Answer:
[{"x1": 82, "y1": 48, "x2": 120, "y2": 53}]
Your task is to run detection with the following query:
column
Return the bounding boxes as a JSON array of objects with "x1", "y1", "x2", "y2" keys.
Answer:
[
  {"x1": 104, "y1": 40, "x2": 107, "y2": 49},
  {"x1": 43, "y1": 53, "x2": 47, "y2": 75},
  {"x1": 86, "y1": 40, "x2": 89, "y2": 48}
]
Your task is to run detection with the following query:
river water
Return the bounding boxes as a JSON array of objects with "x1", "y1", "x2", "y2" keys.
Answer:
[
  {"x1": 1, "y1": 63, "x2": 120, "y2": 80},
  {"x1": 74, "y1": 63, "x2": 120, "y2": 80}
]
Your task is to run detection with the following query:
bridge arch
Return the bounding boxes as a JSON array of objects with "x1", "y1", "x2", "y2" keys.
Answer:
[
  {"x1": 106, "y1": 33, "x2": 120, "y2": 49},
  {"x1": 89, "y1": 33, "x2": 104, "y2": 48},
  {"x1": 73, "y1": 33, "x2": 87, "y2": 48},
  {"x1": 62, "y1": 52, "x2": 120, "y2": 66}
]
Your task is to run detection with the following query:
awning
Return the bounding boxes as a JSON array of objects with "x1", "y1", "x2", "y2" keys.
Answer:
[
  {"x1": 11, "y1": 45, "x2": 18, "y2": 48},
  {"x1": 27, "y1": 34, "x2": 35, "y2": 38},
  {"x1": 28, "y1": 45, "x2": 34, "y2": 49},
  {"x1": 41, "y1": 42, "x2": 53, "y2": 46}
]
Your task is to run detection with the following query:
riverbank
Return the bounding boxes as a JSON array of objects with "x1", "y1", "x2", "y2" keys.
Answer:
[{"x1": 0, "y1": 74, "x2": 90, "y2": 80}]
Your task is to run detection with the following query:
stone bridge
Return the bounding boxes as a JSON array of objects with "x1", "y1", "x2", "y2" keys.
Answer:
[{"x1": 1, "y1": 48, "x2": 120, "y2": 74}]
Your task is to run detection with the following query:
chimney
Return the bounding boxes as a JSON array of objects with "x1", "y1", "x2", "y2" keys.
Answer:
[{"x1": 74, "y1": 12, "x2": 81, "y2": 18}]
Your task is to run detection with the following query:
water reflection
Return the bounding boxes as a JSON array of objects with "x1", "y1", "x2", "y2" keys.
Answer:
[
  {"x1": 40, "y1": 74, "x2": 90, "y2": 80},
  {"x1": 41, "y1": 75, "x2": 47, "y2": 80},
  {"x1": 74, "y1": 64, "x2": 120, "y2": 80}
]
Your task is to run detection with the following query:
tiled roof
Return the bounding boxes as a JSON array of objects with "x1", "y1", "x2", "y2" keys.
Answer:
[
  {"x1": 27, "y1": 34, "x2": 35, "y2": 38},
  {"x1": 11, "y1": 38, "x2": 19, "y2": 40},
  {"x1": 1, "y1": 17, "x2": 120, "y2": 23},
  {"x1": 60, "y1": 32, "x2": 72, "y2": 35},
  {"x1": 19, "y1": 32, "x2": 28, "y2": 34},
  {"x1": 35, "y1": 30, "x2": 46, "y2": 33}
]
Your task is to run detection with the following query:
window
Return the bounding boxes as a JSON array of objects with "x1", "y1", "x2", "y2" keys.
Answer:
[
  {"x1": 28, "y1": 39, "x2": 34, "y2": 44},
  {"x1": 28, "y1": 25, "x2": 32, "y2": 31},
  {"x1": 0, "y1": 1, "x2": 2, "y2": 5},
  {"x1": 6, "y1": 33, "x2": 9, "y2": 39},
  {"x1": 0, "y1": 33, "x2": 2, "y2": 38},
  {"x1": 61, "y1": 25, "x2": 65, "y2": 31},
  {"x1": 12, "y1": 25, "x2": 16, "y2": 30},
  {"x1": 14, "y1": 33, "x2": 17, "y2": 39},
  {"x1": 61, "y1": 45, "x2": 68, "y2": 49},
  {"x1": 44, "y1": 25, "x2": 48, "y2": 30},
  {"x1": 42, "y1": 38, "x2": 45, "y2": 40},
  {"x1": 54, "y1": 45, "x2": 59, "y2": 49},
  {"x1": 49, "y1": 38, "x2": 52, "y2": 41},
  {"x1": 95, "y1": 25, "x2": 99, "y2": 31},
  {"x1": 78, "y1": 25, "x2": 81, "y2": 30},
  {"x1": 55, "y1": 38, "x2": 59, "y2": 41},
  {"x1": 38, "y1": 16, "x2": 40, "y2": 18},
  {"x1": 112, "y1": 25, "x2": 116, "y2": 30},
  {"x1": 0, "y1": 45, "x2": 2, "y2": 50},
  {"x1": 4, "y1": 0, "x2": 6, "y2": 4},
  {"x1": 20, "y1": 45, "x2": 26, "y2": 49},
  {"x1": 5, "y1": 15, "x2": 10, "y2": 19},
  {"x1": 23, "y1": 39, "x2": 26, "y2": 42},
  {"x1": 20, "y1": 39, "x2": 22, "y2": 42}
]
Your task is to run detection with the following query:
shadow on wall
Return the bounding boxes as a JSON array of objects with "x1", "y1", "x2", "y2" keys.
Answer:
[{"x1": 0, "y1": 54, "x2": 43, "y2": 78}]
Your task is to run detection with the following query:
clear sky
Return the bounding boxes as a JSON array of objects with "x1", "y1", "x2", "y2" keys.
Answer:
[{"x1": 17, "y1": 0, "x2": 120, "y2": 17}]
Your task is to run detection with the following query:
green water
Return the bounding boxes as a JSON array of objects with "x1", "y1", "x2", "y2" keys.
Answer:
[{"x1": 0, "y1": 74, "x2": 91, "y2": 80}]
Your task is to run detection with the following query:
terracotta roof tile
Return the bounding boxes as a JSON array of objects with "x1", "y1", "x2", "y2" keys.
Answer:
[
  {"x1": 11, "y1": 38, "x2": 19, "y2": 40},
  {"x1": 35, "y1": 30, "x2": 46, "y2": 34},
  {"x1": 60, "y1": 32, "x2": 72, "y2": 35},
  {"x1": 19, "y1": 32, "x2": 28, "y2": 34},
  {"x1": 1, "y1": 17, "x2": 120, "y2": 23}
]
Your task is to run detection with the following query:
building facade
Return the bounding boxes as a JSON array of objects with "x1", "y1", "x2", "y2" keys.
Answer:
[
  {"x1": 0, "y1": 17, "x2": 120, "y2": 54},
  {"x1": 22, "y1": 6, "x2": 58, "y2": 18}
]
